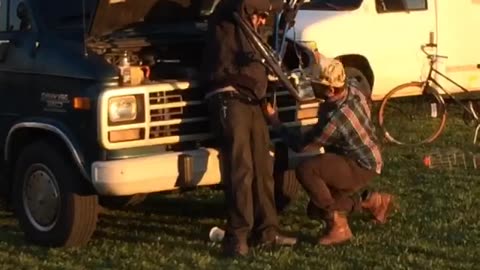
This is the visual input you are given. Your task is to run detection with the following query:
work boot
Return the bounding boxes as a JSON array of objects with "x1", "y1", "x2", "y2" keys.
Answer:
[
  {"x1": 318, "y1": 211, "x2": 353, "y2": 245},
  {"x1": 222, "y1": 236, "x2": 249, "y2": 258},
  {"x1": 361, "y1": 192, "x2": 395, "y2": 224}
]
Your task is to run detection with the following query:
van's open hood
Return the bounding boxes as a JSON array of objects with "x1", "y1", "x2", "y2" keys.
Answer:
[{"x1": 89, "y1": 0, "x2": 219, "y2": 37}]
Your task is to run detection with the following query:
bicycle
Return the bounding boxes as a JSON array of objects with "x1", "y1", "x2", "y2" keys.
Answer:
[{"x1": 378, "y1": 42, "x2": 480, "y2": 146}]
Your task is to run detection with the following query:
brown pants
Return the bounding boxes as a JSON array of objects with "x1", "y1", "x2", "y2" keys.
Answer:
[{"x1": 296, "y1": 153, "x2": 377, "y2": 217}]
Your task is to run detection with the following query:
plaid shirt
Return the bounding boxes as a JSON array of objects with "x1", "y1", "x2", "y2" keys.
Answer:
[{"x1": 277, "y1": 79, "x2": 383, "y2": 174}]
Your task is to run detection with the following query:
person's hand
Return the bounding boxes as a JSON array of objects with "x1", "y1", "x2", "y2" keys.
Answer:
[
  {"x1": 268, "y1": 74, "x2": 279, "y2": 82},
  {"x1": 301, "y1": 143, "x2": 322, "y2": 153},
  {"x1": 265, "y1": 102, "x2": 281, "y2": 126}
]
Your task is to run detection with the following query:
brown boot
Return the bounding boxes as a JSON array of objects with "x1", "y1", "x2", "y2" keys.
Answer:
[
  {"x1": 361, "y1": 192, "x2": 395, "y2": 224},
  {"x1": 318, "y1": 211, "x2": 353, "y2": 246}
]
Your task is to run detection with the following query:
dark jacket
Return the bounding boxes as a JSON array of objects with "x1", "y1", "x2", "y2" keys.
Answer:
[{"x1": 201, "y1": 0, "x2": 279, "y2": 100}]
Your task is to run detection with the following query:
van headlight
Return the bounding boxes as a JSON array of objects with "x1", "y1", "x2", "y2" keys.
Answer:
[{"x1": 108, "y1": 95, "x2": 137, "y2": 123}]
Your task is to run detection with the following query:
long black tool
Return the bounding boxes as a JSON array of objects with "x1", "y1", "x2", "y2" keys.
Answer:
[
  {"x1": 277, "y1": 0, "x2": 304, "y2": 64},
  {"x1": 233, "y1": 12, "x2": 313, "y2": 102},
  {"x1": 234, "y1": 12, "x2": 281, "y2": 67}
]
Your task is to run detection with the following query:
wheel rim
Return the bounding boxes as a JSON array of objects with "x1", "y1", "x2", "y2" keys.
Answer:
[
  {"x1": 378, "y1": 83, "x2": 447, "y2": 146},
  {"x1": 23, "y1": 164, "x2": 60, "y2": 232}
]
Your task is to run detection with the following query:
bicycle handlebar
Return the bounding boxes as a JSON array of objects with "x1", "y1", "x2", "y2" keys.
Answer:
[{"x1": 421, "y1": 44, "x2": 448, "y2": 60}]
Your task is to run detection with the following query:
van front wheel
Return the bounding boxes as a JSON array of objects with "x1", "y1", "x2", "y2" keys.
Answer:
[{"x1": 12, "y1": 141, "x2": 98, "y2": 247}]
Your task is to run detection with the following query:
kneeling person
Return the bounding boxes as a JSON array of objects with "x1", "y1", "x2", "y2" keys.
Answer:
[{"x1": 266, "y1": 58, "x2": 395, "y2": 245}]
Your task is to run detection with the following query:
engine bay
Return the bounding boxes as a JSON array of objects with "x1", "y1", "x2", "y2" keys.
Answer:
[{"x1": 87, "y1": 30, "x2": 206, "y2": 86}]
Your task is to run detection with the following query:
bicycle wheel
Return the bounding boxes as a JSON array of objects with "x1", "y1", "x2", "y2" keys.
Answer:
[
  {"x1": 462, "y1": 100, "x2": 480, "y2": 127},
  {"x1": 378, "y1": 82, "x2": 447, "y2": 146}
]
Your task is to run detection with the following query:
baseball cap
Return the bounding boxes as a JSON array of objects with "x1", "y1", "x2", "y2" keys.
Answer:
[{"x1": 311, "y1": 57, "x2": 346, "y2": 88}]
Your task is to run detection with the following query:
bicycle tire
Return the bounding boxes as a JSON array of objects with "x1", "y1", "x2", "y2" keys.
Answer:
[
  {"x1": 463, "y1": 100, "x2": 480, "y2": 127},
  {"x1": 378, "y1": 81, "x2": 447, "y2": 146}
]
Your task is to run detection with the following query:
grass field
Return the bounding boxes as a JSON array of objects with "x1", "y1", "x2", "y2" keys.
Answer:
[{"x1": 1, "y1": 104, "x2": 480, "y2": 269}]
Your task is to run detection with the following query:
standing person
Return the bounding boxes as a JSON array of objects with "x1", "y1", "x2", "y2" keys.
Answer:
[
  {"x1": 201, "y1": 0, "x2": 297, "y2": 257},
  {"x1": 266, "y1": 58, "x2": 395, "y2": 245}
]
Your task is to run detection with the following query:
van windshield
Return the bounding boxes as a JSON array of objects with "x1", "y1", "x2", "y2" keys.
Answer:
[{"x1": 300, "y1": 0, "x2": 363, "y2": 11}]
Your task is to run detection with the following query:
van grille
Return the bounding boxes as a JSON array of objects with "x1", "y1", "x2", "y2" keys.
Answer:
[
  {"x1": 148, "y1": 88, "x2": 209, "y2": 140},
  {"x1": 102, "y1": 82, "x2": 317, "y2": 150}
]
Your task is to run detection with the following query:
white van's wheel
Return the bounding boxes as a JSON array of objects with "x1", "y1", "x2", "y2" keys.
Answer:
[
  {"x1": 12, "y1": 141, "x2": 98, "y2": 247},
  {"x1": 345, "y1": 67, "x2": 371, "y2": 96}
]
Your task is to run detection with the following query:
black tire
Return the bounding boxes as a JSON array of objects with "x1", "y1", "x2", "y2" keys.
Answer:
[
  {"x1": 345, "y1": 67, "x2": 372, "y2": 97},
  {"x1": 274, "y1": 169, "x2": 300, "y2": 213},
  {"x1": 12, "y1": 141, "x2": 98, "y2": 247},
  {"x1": 99, "y1": 193, "x2": 148, "y2": 210},
  {"x1": 273, "y1": 143, "x2": 300, "y2": 213},
  {"x1": 378, "y1": 82, "x2": 447, "y2": 146}
]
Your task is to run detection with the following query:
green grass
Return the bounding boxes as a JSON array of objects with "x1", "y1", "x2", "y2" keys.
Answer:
[{"x1": 1, "y1": 104, "x2": 480, "y2": 269}]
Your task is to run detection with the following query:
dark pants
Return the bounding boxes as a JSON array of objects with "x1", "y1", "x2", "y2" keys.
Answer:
[
  {"x1": 207, "y1": 94, "x2": 279, "y2": 243},
  {"x1": 296, "y1": 153, "x2": 377, "y2": 217}
]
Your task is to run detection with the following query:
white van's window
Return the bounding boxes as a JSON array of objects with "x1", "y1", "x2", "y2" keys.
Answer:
[
  {"x1": 300, "y1": 0, "x2": 363, "y2": 11},
  {"x1": 376, "y1": 0, "x2": 427, "y2": 13},
  {"x1": 405, "y1": 0, "x2": 427, "y2": 10}
]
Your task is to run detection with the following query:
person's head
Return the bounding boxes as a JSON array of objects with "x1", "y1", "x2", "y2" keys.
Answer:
[
  {"x1": 251, "y1": 12, "x2": 268, "y2": 30},
  {"x1": 311, "y1": 58, "x2": 347, "y2": 101},
  {"x1": 243, "y1": 0, "x2": 273, "y2": 30}
]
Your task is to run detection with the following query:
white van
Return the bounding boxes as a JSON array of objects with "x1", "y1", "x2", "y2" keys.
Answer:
[{"x1": 287, "y1": 0, "x2": 480, "y2": 101}]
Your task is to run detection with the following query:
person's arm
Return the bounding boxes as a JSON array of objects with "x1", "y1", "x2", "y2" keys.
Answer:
[
  {"x1": 272, "y1": 123, "x2": 304, "y2": 152},
  {"x1": 273, "y1": 107, "x2": 341, "y2": 152},
  {"x1": 265, "y1": 103, "x2": 302, "y2": 151}
]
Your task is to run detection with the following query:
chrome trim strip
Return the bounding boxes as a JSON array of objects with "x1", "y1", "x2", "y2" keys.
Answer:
[
  {"x1": 5, "y1": 122, "x2": 89, "y2": 180},
  {"x1": 149, "y1": 117, "x2": 208, "y2": 127},
  {"x1": 149, "y1": 100, "x2": 203, "y2": 110}
]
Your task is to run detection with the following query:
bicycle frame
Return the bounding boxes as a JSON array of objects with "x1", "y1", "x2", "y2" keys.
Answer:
[
  {"x1": 423, "y1": 66, "x2": 471, "y2": 100},
  {"x1": 421, "y1": 46, "x2": 480, "y2": 143}
]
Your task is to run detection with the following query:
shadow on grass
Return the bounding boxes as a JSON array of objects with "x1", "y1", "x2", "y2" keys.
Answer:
[
  {"x1": 0, "y1": 210, "x2": 23, "y2": 245},
  {"x1": 0, "y1": 211, "x2": 54, "y2": 262},
  {"x1": 95, "y1": 194, "x2": 227, "y2": 245},
  {"x1": 0, "y1": 223, "x2": 24, "y2": 246},
  {"x1": 137, "y1": 195, "x2": 227, "y2": 219},
  {"x1": 96, "y1": 215, "x2": 218, "y2": 243},
  {"x1": 94, "y1": 194, "x2": 317, "y2": 255}
]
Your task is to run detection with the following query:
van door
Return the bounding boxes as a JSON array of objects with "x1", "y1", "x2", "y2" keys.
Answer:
[
  {"x1": 436, "y1": 0, "x2": 480, "y2": 92},
  {"x1": 367, "y1": 0, "x2": 436, "y2": 99},
  {"x1": 0, "y1": 0, "x2": 37, "y2": 148}
]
